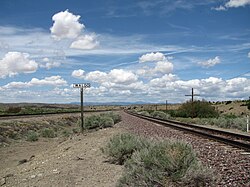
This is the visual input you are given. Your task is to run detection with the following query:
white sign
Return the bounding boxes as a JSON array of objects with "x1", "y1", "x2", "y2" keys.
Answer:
[{"x1": 73, "y1": 83, "x2": 91, "y2": 88}]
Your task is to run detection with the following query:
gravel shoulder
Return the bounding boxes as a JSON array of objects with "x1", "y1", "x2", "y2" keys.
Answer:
[{"x1": 0, "y1": 125, "x2": 124, "y2": 187}]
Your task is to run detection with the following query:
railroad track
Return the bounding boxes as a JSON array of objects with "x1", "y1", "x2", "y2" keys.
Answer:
[
  {"x1": 125, "y1": 111, "x2": 250, "y2": 152},
  {"x1": 0, "y1": 110, "x2": 119, "y2": 120}
]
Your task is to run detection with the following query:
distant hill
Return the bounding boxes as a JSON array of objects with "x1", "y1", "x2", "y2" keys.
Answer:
[{"x1": 69, "y1": 101, "x2": 154, "y2": 106}]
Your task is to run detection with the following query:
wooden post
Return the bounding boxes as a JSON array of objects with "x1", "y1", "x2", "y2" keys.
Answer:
[
  {"x1": 80, "y1": 87, "x2": 84, "y2": 133},
  {"x1": 185, "y1": 88, "x2": 200, "y2": 118}
]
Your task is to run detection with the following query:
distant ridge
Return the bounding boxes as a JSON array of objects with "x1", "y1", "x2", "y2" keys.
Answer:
[{"x1": 69, "y1": 101, "x2": 157, "y2": 106}]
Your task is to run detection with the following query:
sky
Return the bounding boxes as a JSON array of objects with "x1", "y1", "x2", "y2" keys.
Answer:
[{"x1": 0, "y1": 0, "x2": 250, "y2": 104}]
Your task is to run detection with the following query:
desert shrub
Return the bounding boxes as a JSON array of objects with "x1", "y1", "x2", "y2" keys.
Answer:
[
  {"x1": 84, "y1": 113, "x2": 121, "y2": 130},
  {"x1": 225, "y1": 101, "x2": 232, "y2": 105},
  {"x1": 26, "y1": 131, "x2": 39, "y2": 141},
  {"x1": 186, "y1": 117, "x2": 247, "y2": 132},
  {"x1": 100, "y1": 116, "x2": 114, "y2": 128},
  {"x1": 84, "y1": 115, "x2": 102, "y2": 130},
  {"x1": 8, "y1": 130, "x2": 20, "y2": 140},
  {"x1": 118, "y1": 140, "x2": 215, "y2": 187},
  {"x1": 6, "y1": 107, "x2": 22, "y2": 114},
  {"x1": 101, "y1": 133, "x2": 150, "y2": 165},
  {"x1": 182, "y1": 163, "x2": 216, "y2": 186},
  {"x1": 62, "y1": 129, "x2": 71, "y2": 137},
  {"x1": 151, "y1": 111, "x2": 171, "y2": 120},
  {"x1": 138, "y1": 111, "x2": 150, "y2": 116},
  {"x1": 177, "y1": 100, "x2": 219, "y2": 118},
  {"x1": 41, "y1": 128, "x2": 56, "y2": 138},
  {"x1": 102, "y1": 112, "x2": 122, "y2": 124},
  {"x1": 246, "y1": 99, "x2": 250, "y2": 110},
  {"x1": 72, "y1": 128, "x2": 79, "y2": 134}
]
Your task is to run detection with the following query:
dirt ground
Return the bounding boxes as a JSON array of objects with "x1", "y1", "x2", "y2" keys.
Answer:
[{"x1": 0, "y1": 126, "x2": 124, "y2": 187}]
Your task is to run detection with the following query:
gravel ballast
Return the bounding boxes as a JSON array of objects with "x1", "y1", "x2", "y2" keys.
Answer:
[{"x1": 119, "y1": 111, "x2": 250, "y2": 186}]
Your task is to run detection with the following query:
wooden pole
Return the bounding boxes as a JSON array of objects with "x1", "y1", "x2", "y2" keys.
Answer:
[{"x1": 80, "y1": 87, "x2": 84, "y2": 133}]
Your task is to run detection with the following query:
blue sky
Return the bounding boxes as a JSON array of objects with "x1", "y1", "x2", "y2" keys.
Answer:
[{"x1": 0, "y1": 0, "x2": 250, "y2": 103}]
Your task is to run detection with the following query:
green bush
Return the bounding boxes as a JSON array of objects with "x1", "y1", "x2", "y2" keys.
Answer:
[
  {"x1": 138, "y1": 111, "x2": 150, "y2": 116},
  {"x1": 180, "y1": 117, "x2": 247, "y2": 132},
  {"x1": 6, "y1": 106, "x2": 22, "y2": 114},
  {"x1": 41, "y1": 128, "x2": 56, "y2": 138},
  {"x1": 102, "y1": 112, "x2": 122, "y2": 124},
  {"x1": 100, "y1": 116, "x2": 114, "y2": 128},
  {"x1": 118, "y1": 141, "x2": 198, "y2": 186},
  {"x1": 85, "y1": 115, "x2": 101, "y2": 129},
  {"x1": 177, "y1": 100, "x2": 219, "y2": 118},
  {"x1": 246, "y1": 99, "x2": 250, "y2": 110},
  {"x1": 62, "y1": 129, "x2": 71, "y2": 137},
  {"x1": 102, "y1": 133, "x2": 216, "y2": 186},
  {"x1": 72, "y1": 128, "x2": 79, "y2": 134},
  {"x1": 101, "y1": 133, "x2": 150, "y2": 165},
  {"x1": 151, "y1": 111, "x2": 171, "y2": 120},
  {"x1": 84, "y1": 113, "x2": 121, "y2": 130},
  {"x1": 117, "y1": 140, "x2": 215, "y2": 187},
  {"x1": 26, "y1": 131, "x2": 39, "y2": 141}
]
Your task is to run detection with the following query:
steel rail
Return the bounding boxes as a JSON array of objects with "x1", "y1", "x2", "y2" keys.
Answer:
[
  {"x1": 126, "y1": 111, "x2": 250, "y2": 152},
  {"x1": 0, "y1": 109, "x2": 120, "y2": 120}
]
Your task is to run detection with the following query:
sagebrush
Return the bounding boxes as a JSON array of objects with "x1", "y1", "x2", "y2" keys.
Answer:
[{"x1": 102, "y1": 133, "x2": 216, "y2": 187}]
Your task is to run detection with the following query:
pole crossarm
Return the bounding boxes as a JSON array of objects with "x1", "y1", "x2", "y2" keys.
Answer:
[{"x1": 185, "y1": 88, "x2": 200, "y2": 102}]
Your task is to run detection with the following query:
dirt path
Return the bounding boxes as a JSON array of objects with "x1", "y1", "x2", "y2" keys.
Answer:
[{"x1": 0, "y1": 126, "x2": 123, "y2": 187}]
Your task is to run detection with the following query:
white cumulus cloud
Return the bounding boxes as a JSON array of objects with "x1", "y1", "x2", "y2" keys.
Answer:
[
  {"x1": 40, "y1": 57, "x2": 61, "y2": 69},
  {"x1": 72, "y1": 69, "x2": 85, "y2": 79},
  {"x1": 108, "y1": 69, "x2": 138, "y2": 84},
  {"x1": 154, "y1": 61, "x2": 174, "y2": 74},
  {"x1": 50, "y1": 10, "x2": 85, "y2": 40},
  {"x1": 225, "y1": 0, "x2": 250, "y2": 8},
  {"x1": 85, "y1": 71, "x2": 108, "y2": 83},
  {"x1": 248, "y1": 52, "x2": 250, "y2": 58},
  {"x1": 198, "y1": 56, "x2": 220, "y2": 68},
  {"x1": 2, "y1": 76, "x2": 67, "y2": 89},
  {"x1": 70, "y1": 34, "x2": 99, "y2": 50},
  {"x1": 213, "y1": 0, "x2": 250, "y2": 10},
  {"x1": 139, "y1": 52, "x2": 166, "y2": 63},
  {"x1": 72, "y1": 68, "x2": 138, "y2": 85},
  {"x1": 0, "y1": 52, "x2": 38, "y2": 78}
]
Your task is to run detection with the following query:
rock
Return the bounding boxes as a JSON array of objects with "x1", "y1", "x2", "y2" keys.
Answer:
[
  {"x1": 18, "y1": 159, "x2": 28, "y2": 165},
  {"x1": 0, "y1": 178, "x2": 6, "y2": 186},
  {"x1": 30, "y1": 175, "x2": 36, "y2": 179},
  {"x1": 37, "y1": 173, "x2": 43, "y2": 177},
  {"x1": 52, "y1": 169, "x2": 60, "y2": 174},
  {"x1": 1, "y1": 177, "x2": 7, "y2": 186}
]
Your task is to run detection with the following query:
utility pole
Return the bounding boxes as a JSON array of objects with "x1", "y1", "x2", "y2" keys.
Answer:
[
  {"x1": 73, "y1": 83, "x2": 91, "y2": 133},
  {"x1": 185, "y1": 88, "x2": 200, "y2": 103},
  {"x1": 185, "y1": 88, "x2": 200, "y2": 118}
]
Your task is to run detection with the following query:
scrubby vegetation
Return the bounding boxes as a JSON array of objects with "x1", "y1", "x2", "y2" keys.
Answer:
[
  {"x1": 0, "y1": 104, "x2": 80, "y2": 116},
  {"x1": 84, "y1": 112, "x2": 121, "y2": 130},
  {"x1": 177, "y1": 116, "x2": 248, "y2": 132},
  {"x1": 102, "y1": 133, "x2": 215, "y2": 187},
  {"x1": 176, "y1": 100, "x2": 219, "y2": 118},
  {"x1": 26, "y1": 131, "x2": 39, "y2": 141},
  {"x1": 151, "y1": 111, "x2": 171, "y2": 120},
  {"x1": 247, "y1": 99, "x2": 250, "y2": 110},
  {"x1": 41, "y1": 128, "x2": 57, "y2": 138},
  {"x1": 0, "y1": 115, "x2": 79, "y2": 145},
  {"x1": 101, "y1": 133, "x2": 150, "y2": 165},
  {"x1": 133, "y1": 100, "x2": 249, "y2": 132}
]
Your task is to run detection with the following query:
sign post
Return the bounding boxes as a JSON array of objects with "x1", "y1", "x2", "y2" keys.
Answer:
[{"x1": 73, "y1": 83, "x2": 91, "y2": 133}]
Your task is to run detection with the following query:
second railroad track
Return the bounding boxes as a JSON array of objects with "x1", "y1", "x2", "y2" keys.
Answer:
[{"x1": 125, "y1": 110, "x2": 250, "y2": 152}]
